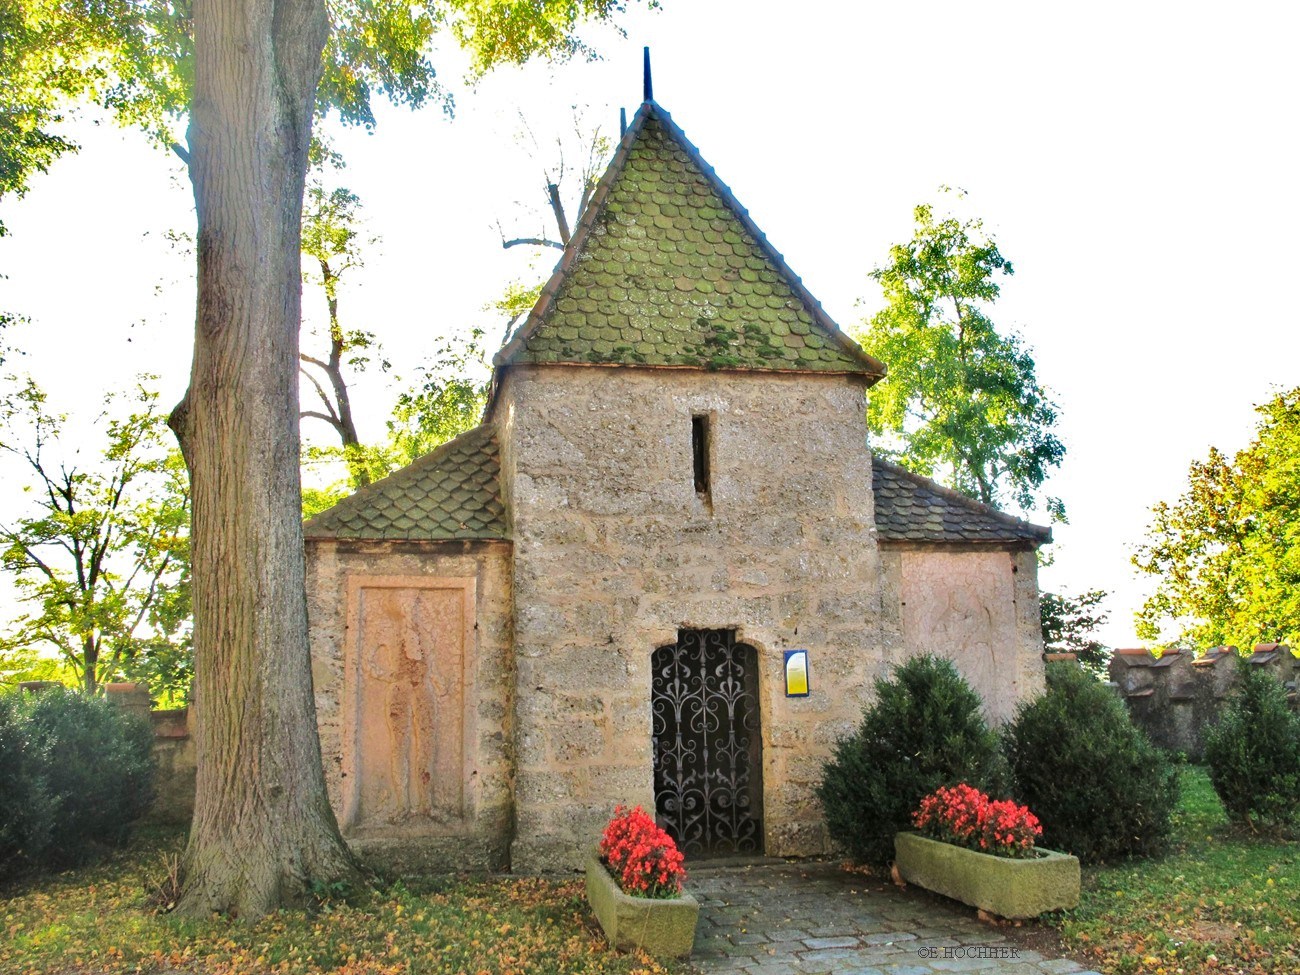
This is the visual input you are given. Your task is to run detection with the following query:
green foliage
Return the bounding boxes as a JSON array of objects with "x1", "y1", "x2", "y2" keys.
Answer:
[
  {"x1": 20, "y1": 688, "x2": 155, "y2": 868},
  {"x1": 383, "y1": 329, "x2": 490, "y2": 472},
  {"x1": 495, "y1": 279, "x2": 544, "y2": 335},
  {"x1": 1134, "y1": 386, "x2": 1300, "y2": 650},
  {"x1": 859, "y1": 192, "x2": 1065, "y2": 516},
  {"x1": 1004, "y1": 662, "x2": 1179, "y2": 862},
  {"x1": 0, "y1": 692, "x2": 54, "y2": 878},
  {"x1": 1203, "y1": 664, "x2": 1300, "y2": 832},
  {"x1": 0, "y1": 689, "x2": 154, "y2": 879},
  {"x1": 0, "y1": 0, "x2": 98, "y2": 235},
  {"x1": 0, "y1": 378, "x2": 191, "y2": 698},
  {"x1": 302, "y1": 183, "x2": 371, "y2": 291},
  {"x1": 817, "y1": 654, "x2": 1007, "y2": 866},
  {"x1": 1040, "y1": 588, "x2": 1111, "y2": 677},
  {"x1": 0, "y1": 0, "x2": 643, "y2": 203},
  {"x1": 0, "y1": 646, "x2": 78, "y2": 687}
]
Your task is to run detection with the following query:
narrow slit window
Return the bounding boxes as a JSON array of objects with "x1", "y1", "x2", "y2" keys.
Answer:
[{"x1": 692, "y1": 415, "x2": 710, "y2": 496}]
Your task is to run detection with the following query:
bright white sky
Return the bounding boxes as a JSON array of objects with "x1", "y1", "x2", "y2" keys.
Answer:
[{"x1": 0, "y1": 0, "x2": 1297, "y2": 650}]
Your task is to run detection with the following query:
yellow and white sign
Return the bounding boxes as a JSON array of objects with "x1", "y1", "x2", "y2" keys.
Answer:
[{"x1": 784, "y1": 649, "x2": 810, "y2": 697}]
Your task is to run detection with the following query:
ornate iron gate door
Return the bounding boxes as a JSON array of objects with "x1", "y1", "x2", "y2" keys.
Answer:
[{"x1": 651, "y1": 629, "x2": 763, "y2": 857}]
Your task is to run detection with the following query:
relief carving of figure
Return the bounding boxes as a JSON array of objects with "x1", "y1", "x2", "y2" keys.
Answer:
[
  {"x1": 933, "y1": 586, "x2": 996, "y2": 667},
  {"x1": 360, "y1": 588, "x2": 463, "y2": 824}
]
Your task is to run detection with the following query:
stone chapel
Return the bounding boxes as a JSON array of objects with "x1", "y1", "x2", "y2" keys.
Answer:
[{"x1": 302, "y1": 95, "x2": 1052, "y2": 874}]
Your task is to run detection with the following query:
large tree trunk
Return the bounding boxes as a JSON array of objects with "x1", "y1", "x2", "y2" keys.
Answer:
[{"x1": 170, "y1": 0, "x2": 361, "y2": 919}]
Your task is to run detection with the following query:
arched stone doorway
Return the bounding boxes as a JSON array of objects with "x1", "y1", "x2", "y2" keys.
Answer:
[{"x1": 651, "y1": 628, "x2": 764, "y2": 857}]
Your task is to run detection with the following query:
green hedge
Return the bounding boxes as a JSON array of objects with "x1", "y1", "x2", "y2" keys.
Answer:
[
  {"x1": 0, "y1": 689, "x2": 155, "y2": 879},
  {"x1": 817, "y1": 655, "x2": 1008, "y2": 865},
  {"x1": 1004, "y1": 662, "x2": 1179, "y2": 862},
  {"x1": 1204, "y1": 664, "x2": 1300, "y2": 832}
]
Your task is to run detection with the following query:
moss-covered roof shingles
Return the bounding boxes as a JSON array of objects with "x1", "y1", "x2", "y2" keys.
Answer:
[
  {"x1": 303, "y1": 425, "x2": 506, "y2": 542},
  {"x1": 498, "y1": 106, "x2": 884, "y2": 377}
]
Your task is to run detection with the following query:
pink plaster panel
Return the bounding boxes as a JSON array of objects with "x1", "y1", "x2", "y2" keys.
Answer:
[
  {"x1": 899, "y1": 550, "x2": 1021, "y2": 723},
  {"x1": 343, "y1": 576, "x2": 476, "y2": 832}
]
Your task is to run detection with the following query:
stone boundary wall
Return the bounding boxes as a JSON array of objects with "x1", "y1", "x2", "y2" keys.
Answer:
[
  {"x1": 1108, "y1": 644, "x2": 1297, "y2": 761},
  {"x1": 101, "y1": 683, "x2": 197, "y2": 824}
]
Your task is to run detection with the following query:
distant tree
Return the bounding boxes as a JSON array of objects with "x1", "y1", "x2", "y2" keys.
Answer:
[
  {"x1": 1040, "y1": 589, "x2": 1110, "y2": 677},
  {"x1": 384, "y1": 330, "x2": 490, "y2": 469},
  {"x1": 0, "y1": 379, "x2": 190, "y2": 697},
  {"x1": 860, "y1": 194, "x2": 1065, "y2": 517},
  {"x1": 302, "y1": 327, "x2": 490, "y2": 518},
  {"x1": 0, "y1": 0, "x2": 643, "y2": 916},
  {"x1": 492, "y1": 280, "x2": 545, "y2": 345},
  {"x1": 496, "y1": 107, "x2": 611, "y2": 252},
  {"x1": 301, "y1": 111, "x2": 607, "y2": 515},
  {"x1": 299, "y1": 179, "x2": 389, "y2": 487},
  {"x1": 1134, "y1": 386, "x2": 1300, "y2": 650}
]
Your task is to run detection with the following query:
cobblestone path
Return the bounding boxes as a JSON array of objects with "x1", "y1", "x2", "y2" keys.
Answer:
[{"x1": 687, "y1": 861, "x2": 1102, "y2": 975}]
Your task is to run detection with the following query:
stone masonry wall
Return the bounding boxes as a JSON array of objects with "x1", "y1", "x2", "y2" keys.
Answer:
[
  {"x1": 101, "y1": 683, "x2": 195, "y2": 824},
  {"x1": 498, "y1": 365, "x2": 889, "y2": 871},
  {"x1": 1110, "y1": 644, "x2": 1295, "y2": 760},
  {"x1": 878, "y1": 546, "x2": 1046, "y2": 724},
  {"x1": 306, "y1": 538, "x2": 514, "y2": 872}
]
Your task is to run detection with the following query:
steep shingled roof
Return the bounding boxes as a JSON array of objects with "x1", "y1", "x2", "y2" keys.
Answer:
[
  {"x1": 872, "y1": 456, "x2": 1052, "y2": 546},
  {"x1": 303, "y1": 425, "x2": 506, "y2": 542},
  {"x1": 491, "y1": 102, "x2": 885, "y2": 380},
  {"x1": 303, "y1": 434, "x2": 1048, "y2": 548}
]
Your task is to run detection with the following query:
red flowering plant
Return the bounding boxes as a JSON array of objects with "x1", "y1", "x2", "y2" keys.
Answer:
[
  {"x1": 598, "y1": 805, "x2": 687, "y2": 898},
  {"x1": 911, "y1": 783, "x2": 1042, "y2": 859}
]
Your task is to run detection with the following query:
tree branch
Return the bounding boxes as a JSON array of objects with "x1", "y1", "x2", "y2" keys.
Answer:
[
  {"x1": 501, "y1": 236, "x2": 564, "y2": 251},
  {"x1": 301, "y1": 410, "x2": 343, "y2": 428},
  {"x1": 298, "y1": 367, "x2": 340, "y2": 426},
  {"x1": 547, "y1": 182, "x2": 571, "y2": 245},
  {"x1": 299, "y1": 352, "x2": 330, "y2": 370}
]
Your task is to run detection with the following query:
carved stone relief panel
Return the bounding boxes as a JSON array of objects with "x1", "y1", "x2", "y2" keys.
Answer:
[
  {"x1": 899, "y1": 550, "x2": 1018, "y2": 722},
  {"x1": 343, "y1": 576, "x2": 475, "y2": 832}
]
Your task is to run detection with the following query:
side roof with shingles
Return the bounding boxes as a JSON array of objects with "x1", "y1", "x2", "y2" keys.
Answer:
[
  {"x1": 490, "y1": 101, "x2": 885, "y2": 390},
  {"x1": 303, "y1": 424, "x2": 507, "y2": 542},
  {"x1": 872, "y1": 456, "x2": 1051, "y2": 546}
]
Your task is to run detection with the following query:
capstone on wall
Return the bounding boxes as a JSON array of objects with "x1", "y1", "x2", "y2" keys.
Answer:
[
  {"x1": 306, "y1": 539, "x2": 513, "y2": 872},
  {"x1": 879, "y1": 546, "x2": 1046, "y2": 724},
  {"x1": 497, "y1": 365, "x2": 891, "y2": 871}
]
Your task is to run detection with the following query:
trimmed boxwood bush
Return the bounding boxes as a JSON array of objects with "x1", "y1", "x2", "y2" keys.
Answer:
[
  {"x1": 1204, "y1": 663, "x2": 1300, "y2": 832},
  {"x1": 1004, "y1": 662, "x2": 1179, "y2": 863},
  {"x1": 0, "y1": 688, "x2": 155, "y2": 879},
  {"x1": 817, "y1": 654, "x2": 1007, "y2": 866}
]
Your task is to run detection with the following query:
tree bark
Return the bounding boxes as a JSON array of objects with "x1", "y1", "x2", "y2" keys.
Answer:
[{"x1": 170, "y1": 0, "x2": 360, "y2": 918}]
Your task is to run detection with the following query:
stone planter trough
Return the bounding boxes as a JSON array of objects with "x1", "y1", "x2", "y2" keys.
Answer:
[
  {"x1": 585, "y1": 853, "x2": 699, "y2": 958},
  {"x1": 894, "y1": 831, "x2": 1080, "y2": 919}
]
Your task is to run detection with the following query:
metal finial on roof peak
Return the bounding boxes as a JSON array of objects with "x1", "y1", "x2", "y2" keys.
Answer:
[{"x1": 643, "y1": 46, "x2": 653, "y2": 102}]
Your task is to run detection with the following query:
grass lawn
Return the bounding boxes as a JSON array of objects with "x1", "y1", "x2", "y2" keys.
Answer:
[
  {"x1": 1049, "y1": 765, "x2": 1300, "y2": 975},
  {"x1": 0, "y1": 831, "x2": 684, "y2": 975}
]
